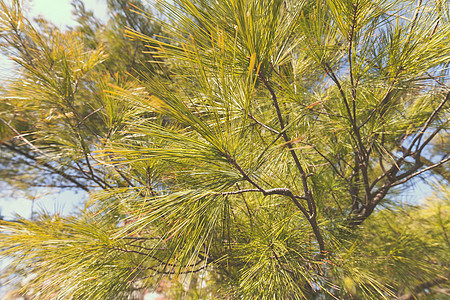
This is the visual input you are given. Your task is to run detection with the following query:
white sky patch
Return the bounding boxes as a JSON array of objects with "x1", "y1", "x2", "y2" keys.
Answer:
[
  {"x1": 3, "y1": 0, "x2": 109, "y2": 28},
  {"x1": 0, "y1": 55, "x2": 15, "y2": 79},
  {"x1": 29, "y1": 0, "x2": 108, "y2": 27},
  {"x1": 29, "y1": 0, "x2": 78, "y2": 27},
  {"x1": 0, "y1": 188, "x2": 87, "y2": 219}
]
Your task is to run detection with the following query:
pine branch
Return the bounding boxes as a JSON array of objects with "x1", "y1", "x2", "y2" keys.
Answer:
[{"x1": 1, "y1": 142, "x2": 90, "y2": 192}]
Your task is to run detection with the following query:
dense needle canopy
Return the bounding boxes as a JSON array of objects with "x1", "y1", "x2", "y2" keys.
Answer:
[{"x1": 0, "y1": 0, "x2": 449, "y2": 299}]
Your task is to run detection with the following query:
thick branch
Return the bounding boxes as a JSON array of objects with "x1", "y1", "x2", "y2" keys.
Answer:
[
  {"x1": 348, "y1": 1, "x2": 359, "y2": 120},
  {"x1": 323, "y1": 63, "x2": 354, "y2": 126},
  {"x1": 258, "y1": 74, "x2": 312, "y2": 206},
  {"x1": 223, "y1": 146, "x2": 325, "y2": 255},
  {"x1": 323, "y1": 64, "x2": 372, "y2": 203},
  {"x1": 257, "y1": 73, "x2": 326, "y2": 256}
]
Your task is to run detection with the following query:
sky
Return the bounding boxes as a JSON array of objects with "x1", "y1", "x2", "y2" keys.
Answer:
[
  {"x1": 0, "y1": 187, "x2": 88, "y2": 219},
  {"x1": 0, "y1": 0, "x2": 108, "y2": 220},
  {"x1": 25, "y1": 0, "x2": 108, "y2": 27}
]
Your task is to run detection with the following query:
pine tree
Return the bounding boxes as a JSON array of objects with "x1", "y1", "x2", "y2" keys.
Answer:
[{"x1": 0, "y1": 0, "x2": 449, "y2": 299}]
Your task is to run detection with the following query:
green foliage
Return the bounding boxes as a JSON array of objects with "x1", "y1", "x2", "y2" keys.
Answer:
[
  {"x1": 347, "y1": 186, "x2": 450, "y2": 299},
  {"x1": 0, "y1": 0, "x2": 449, "y2": 299}
]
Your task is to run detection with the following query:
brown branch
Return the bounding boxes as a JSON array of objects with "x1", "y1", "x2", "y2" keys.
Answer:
[
  {"x1": 416, "y1": 121, "x2": 448, "y2": 155},
  {"x1": 369, "y1": 151, "x2": 405, "y2": 192},
  {"x1": 391, "y1": 156, "x2": 450, "y2": 187},
  {"x1": 247, "y1": 112, "x2": 280, "y2": 134},
  {"x1": 258, "y1": 74, "x2": 312, "y2": 205},
  {"x1": 223, "y1": 142, "x2": 325, "y2": 254},
  {"x1": 349, "y1": 153, "x2": 449, "y2": 226},
  {"x1": 113, "y1": 246, "x2": 211, "y2": 270},
  {"x1": 138, "y1": 264, "x2": 208, "y2": 275},
  {"x1": 323, "y1": 63, "x2": 354, "y2": 126},
  {"x1": 223, "y1": 151, "x2": 266, "y2": 193},
  {"x1": 220, "y1": 188, "x2": 265, "y2": 195},
  {"x1": 311, "y1": 145, "x2": 348, "y2": 181},
  {"x1": 1, "y1": 142, "x2": 90, "y2": 192},
  {"x1": 348, "y1": 1, "x2": 358, "y2": 121},
  {"x1": 1, "y1": 115, "x2": 109, "y2": 189},
  {"x1": 116, "y1": 168, "x2": 135, "y2": 187},
  {"x1": 220, "y1": 188, "x2": 307, "y2": 199},
  {"x1": 419, "y1": 154, "x2": 450, "y2": 182},
  {"x1": 370, "y1": 94, "x2": 449, "y2": 193},
  {"x1": 409, "y1": 92, "x2": 449, "y2": 153},
  {"x1": 425, "y1": 71, "x2": 450, "y2": 91},
  {"x1": 0, "y1": 116, "x2": 47, "y2": 157},
  {"x1": 257, "y1": 73, "x2": 326, "y2": 257},
  {"x1": 82, "y1": 107, "x2": 103, "y2": 122},
  {"x1": 323, "y1": 63, "x2": 372, "y2": 205}
]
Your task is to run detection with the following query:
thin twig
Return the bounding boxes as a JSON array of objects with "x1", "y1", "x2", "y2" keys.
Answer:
[
  {"x1": 391, "y1": 156, "x2": 450, "y2": 187},
  {"x1": 247, "y1": 112, "x2": 280, "y2": 134}
]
